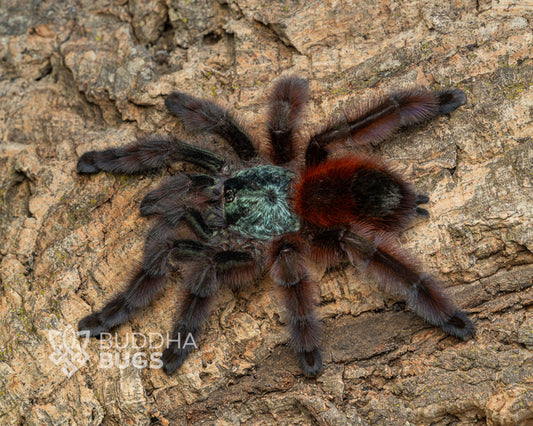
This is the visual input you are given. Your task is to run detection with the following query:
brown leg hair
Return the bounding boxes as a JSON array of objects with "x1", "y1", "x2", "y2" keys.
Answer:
[
  {"x1": 269, "y1": 235, "x2": 322, "y2": 376},
  {"x1": 311, "y1": 228, "x2": 473, "y2": 339},
  {"x1": 305, "y1": 88, "x2": 466, "y2": 167},
  {"x1": 265, "y1": 76, "x2": 309, "y2": 165}
]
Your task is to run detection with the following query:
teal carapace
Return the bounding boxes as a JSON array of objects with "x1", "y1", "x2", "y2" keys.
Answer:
[{"x1": 223, "y1": 165, "x2": 300, "y2": 240}]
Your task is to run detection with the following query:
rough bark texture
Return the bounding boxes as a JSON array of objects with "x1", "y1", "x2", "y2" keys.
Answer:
[{"x1": 0, "y1": 1, "x2": 532, "y2": 425}]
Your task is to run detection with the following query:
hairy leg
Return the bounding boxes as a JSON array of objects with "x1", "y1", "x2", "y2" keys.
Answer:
[
  {"x1": 305, "y1": 88, "x2": 466, "y2": 166},
  {"x1": 161, "y1": 290, "x2": 214, "y2": 374},
  {"x1": 266, "y1": 76, "x2": 309, "y2": 165},
  {"x1": 139, "y1": 174, "x2": 192, "y2": 219},
  {"x1": 162, "y1": 250, "x2": 260, "y2": 374},
  {"x1": 311, "y1": 229, "x2": 474, "y2": 339},
  {"x1": 140, "y1": 173, "x2": 217, "y2": 238},
  {"x1": 77, "y1": 135, "x2": 225, "y2": 175},
  {"x1": 165, "y1": 92, "x2": 257, "y2": 161},
  {"x1": 78, "y1": 223, "x2": 208, "y2": 336},
  {"x1": 269, "y1": 235, "x2": 322, "y2": 376}
]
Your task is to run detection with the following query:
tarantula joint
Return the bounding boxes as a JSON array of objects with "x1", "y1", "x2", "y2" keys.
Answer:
[{"x1": 77, "y1": 76, "x2": 473, "y2": 377}]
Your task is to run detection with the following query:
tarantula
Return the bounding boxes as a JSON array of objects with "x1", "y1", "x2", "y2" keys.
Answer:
[{"x1": 77, "y1": 76, "x2": 474, "y2": 376}]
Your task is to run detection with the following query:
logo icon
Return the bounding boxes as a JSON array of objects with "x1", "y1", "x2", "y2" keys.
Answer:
[{"x1": 48, "y1": 326, "x2": 90, "y2": 377}]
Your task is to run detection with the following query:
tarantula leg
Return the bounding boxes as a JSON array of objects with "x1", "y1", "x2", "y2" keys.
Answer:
[
  {"x1": 415, "y1": 207, "x2": 430, "y2": 217},
  {"x1": 437, "y1": 89, "x2": 467, "y2": 114},
  {"x1": 414, "y1": 194, "x2": 430, "y2": 216},
  {"x1": 266, "y1": 76, "x2": 309, "y2": 165},
  {"x1": 416, "y1": 194, "x2": 430, "y2": 204},
  {"x1": 144, "y1": 205, "x2": 214, "y2": 240},
  {"x1": 162, "y1": 291, "x2": 214, "y2": 375},
  {"x1": 140, "y1": 174, "x2": 192, "y2": 217},
  {"x1": 312, "y1": 229, "x2": 473, "y2": 339},
  {"x1": 140, "y1": 174, "x2": 215, "y2": 239},
  {"x1": 213, "y1": 251, "x2": 260, "y2": 290},
  {"x1": 165, "y1": 92, "x2": 257, "y2": 161},
  {"x1": 352, "y1": 234, "x2": 474, "y2": 340},
  {"x1": 78, "y1": 223, "x2": 209, "y2": 337},
  {"x1": 182, "y1": 210, "x2": 214, "y2": 240},
  {"x1": 162, "y1": 250, "x2": 259, "y2": 374},
  {"x1": 305, "y1": 88, "x2": 466, "y2": 167},
  {"x1": 140, "y1": 174, "x2": 216, "y2": 213},
  {"x1": 269, "y1": 237, "x2": 322, "y2": 377},
  {"x1": 77, "y1": 135, "x2": 225, "y2": 175}
]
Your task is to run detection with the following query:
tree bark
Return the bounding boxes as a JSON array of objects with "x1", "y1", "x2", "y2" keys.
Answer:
[{"x1": 0, "y1": 0, "x2": 531, "y2": 424}]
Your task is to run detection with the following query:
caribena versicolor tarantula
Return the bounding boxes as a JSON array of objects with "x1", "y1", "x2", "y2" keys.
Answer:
[{"x1": 77, "y1": 76, "x2": 474, "y2": 376}]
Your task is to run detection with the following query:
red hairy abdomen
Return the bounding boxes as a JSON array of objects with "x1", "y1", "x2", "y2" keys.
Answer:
[{"x1": 293, "y1": 157, "x2": 416, "y2": 231}]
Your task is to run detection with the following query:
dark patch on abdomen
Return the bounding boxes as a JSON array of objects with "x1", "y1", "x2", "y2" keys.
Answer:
[{"x1": 350, "y1": 170, "x2": 402, "y2": 217}]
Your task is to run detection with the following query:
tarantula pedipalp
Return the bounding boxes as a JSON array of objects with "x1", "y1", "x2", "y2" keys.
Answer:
[{"x1": 77, "y1": 76, "x2": 474, "y2": 377}]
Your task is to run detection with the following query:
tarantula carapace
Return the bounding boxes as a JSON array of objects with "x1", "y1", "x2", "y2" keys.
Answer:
[{"x1": 77, "y1": 76, "x2": 473, "y2": 376}]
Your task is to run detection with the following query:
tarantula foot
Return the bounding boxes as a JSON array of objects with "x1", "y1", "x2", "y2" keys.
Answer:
[
  {"x1": 441, "y1": 310, "x2": 474, "y2": 340},
  {"x1": 161, "y1": 345, "x2": 190, "y2": 375},
  {"x1": 78, "y1": 312, "x2": 109, "y2": 337},
  {"x1": 139, "y1": 193, "x2": 160, "y2": 216},
  {"x1": 416, "y1": 194, "x2": 430, "y2": 204},
  {"x1": 296, "y1": 349, "x2": 323, "y2": 377},
  {"x1": 437, "y1": 89, "x2": 467, "y2": 114},
  {"x1": 415, "y1": 195, "x2": 430, "y2": 216},
  {"x1": 77, "y1": 151, "x2": 101, "y2": 174}
]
